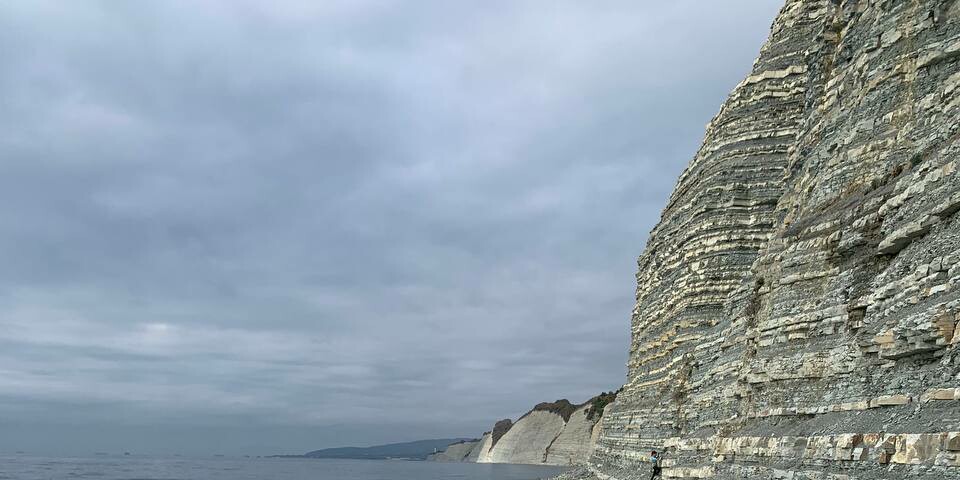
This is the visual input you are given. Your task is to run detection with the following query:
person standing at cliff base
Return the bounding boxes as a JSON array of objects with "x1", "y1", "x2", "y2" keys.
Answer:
[{"x1": 649, "y1": 450, "x2": 662, "y2": 479}]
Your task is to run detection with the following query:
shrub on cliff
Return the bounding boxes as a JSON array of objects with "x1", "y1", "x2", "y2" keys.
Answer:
[
  {"x1": 529, "y1": 399, "x2": 579, "y2": 422},
  {"x1": 585, "y1": 391, "x2": 618, "y2": 421}
]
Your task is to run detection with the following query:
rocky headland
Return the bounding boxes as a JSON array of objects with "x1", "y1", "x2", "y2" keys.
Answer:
[
  {"x1": 293, "y1": 438, "x2": 472, "y2": 460},
  {"x1": 429, "y1": 393, "x2": 617, "y2": 466}
]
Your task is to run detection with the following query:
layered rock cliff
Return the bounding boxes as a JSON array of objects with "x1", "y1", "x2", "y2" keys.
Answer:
[{"x1": 590, "y1": 1, "x2": 960, "y2": 479}]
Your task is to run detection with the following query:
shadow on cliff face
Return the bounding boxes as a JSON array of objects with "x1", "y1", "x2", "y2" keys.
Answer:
[{"x1": 489, "y1": 419, "x2": 514, "y2": 448}]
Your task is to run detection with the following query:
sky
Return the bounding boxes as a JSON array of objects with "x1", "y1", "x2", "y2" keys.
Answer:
[{"x1": 0, "y1": 0, "x2": 783, "y2": 456}]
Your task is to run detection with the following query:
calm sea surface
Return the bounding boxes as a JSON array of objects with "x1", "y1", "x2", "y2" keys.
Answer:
[{"x1": 0, "y1": 455, "x2": 569, "y2": 480}]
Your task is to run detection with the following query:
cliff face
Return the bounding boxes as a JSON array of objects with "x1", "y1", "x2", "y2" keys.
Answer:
[
  {"x1": 592, "y1": 1, "x2": 960, "y2": 479},
  {"x1": 546, "y1": 403, "x2": 605, "y2": 466},
  {"x1": 433, "y1": 396, "x2": 613, "y2": 466},
  {"x1": 426, "y1": 439, "x2": 483, "y2": 462},
  {"x1": 464, "y1": 434, "x2": 487, "y2": 462},
  {"x1": 480, "y1": 410, "x2": 568, "y2": 464}
]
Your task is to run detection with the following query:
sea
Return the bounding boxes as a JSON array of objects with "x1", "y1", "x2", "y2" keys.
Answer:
[{"x1": 0, "y1": 455, "x2": 570, "y2": 480}]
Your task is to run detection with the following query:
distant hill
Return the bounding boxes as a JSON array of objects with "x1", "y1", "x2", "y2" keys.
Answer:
[{"x1": 299, "y1": 438, "x2": 474, "y2": 460}]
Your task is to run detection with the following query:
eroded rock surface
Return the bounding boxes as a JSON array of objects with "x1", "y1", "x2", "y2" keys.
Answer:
[
  {"x1": 546, "y1": 403, "x2": 604, "y2": 466},
  {"x1": 464, "y1": 433, "x2": 488, "y2": 462},
  {"x1": 590, "y1": 1, "x2": 960, "y2": 479},
  {"x1": 426, "y1": 439, "x2": 482, "y2": 462},
  {"x1": 482, "y1": 410, "x2": 567, "y2": 465},
  {"x1": 435, "y1": 395, "x2": 614, "y2": 465}
]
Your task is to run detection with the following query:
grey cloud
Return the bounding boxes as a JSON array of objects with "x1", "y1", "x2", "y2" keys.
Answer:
[{"x1": 0, "y1": 0, "x2": 782, "y2": 455}]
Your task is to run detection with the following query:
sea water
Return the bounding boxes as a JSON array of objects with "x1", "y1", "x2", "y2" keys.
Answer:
[{"x1": 0, "y1": 454, "x2": 569, "y2": 480}]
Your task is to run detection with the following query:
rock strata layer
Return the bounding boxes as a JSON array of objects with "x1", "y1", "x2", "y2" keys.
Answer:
[{"x1": 590, "y1": 1, "x2": 960, "y2": 479}]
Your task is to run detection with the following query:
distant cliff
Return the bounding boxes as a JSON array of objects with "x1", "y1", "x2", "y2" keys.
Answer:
[
  {"x1": 587, "y1": 1, "x2": 960, "y2": 479},
  {"x1": 425, "y1": 439, "x2": 484, "y2": 462},
  {"x1": 431, "y1": 392, "x2": 616, "y2": 466}
]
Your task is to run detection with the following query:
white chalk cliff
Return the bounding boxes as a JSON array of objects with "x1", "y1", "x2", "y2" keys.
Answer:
[{"x1": 433, "y1": 394, "x2": 615, "y2": 466}]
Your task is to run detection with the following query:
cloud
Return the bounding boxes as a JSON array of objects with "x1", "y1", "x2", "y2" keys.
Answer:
[{"x1": 0, "y1": 0, "x2": 783, "y2": 454}]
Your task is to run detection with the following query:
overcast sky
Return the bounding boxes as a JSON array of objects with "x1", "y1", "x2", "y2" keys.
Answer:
[{"x1": 0, "y1": 0, "x2": 782, "y2": 456}]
